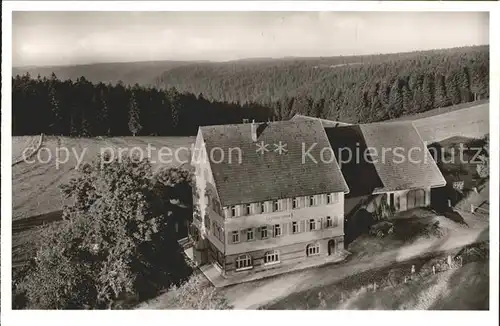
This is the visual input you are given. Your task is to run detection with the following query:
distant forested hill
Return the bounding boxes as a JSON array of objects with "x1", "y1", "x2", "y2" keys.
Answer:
[
  {"x1": 12, "y1": 60, "x2": 203, "y2": 87},
  {"x1": 155, "y1": 46, "x2": 489, "y2": 123},
  {"x1": 12, "y1": 46, "x2": 489, "y2": 136}
]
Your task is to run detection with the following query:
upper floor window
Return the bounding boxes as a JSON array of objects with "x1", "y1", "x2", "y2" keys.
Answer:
[
  {"x1": 260, "y1": 226, "x2": 269, "y2": 239},
  {"x1": 273, "y1": 224, "x2": 282, "y2": 237},
  {"x1": 246, "y1": 228, "x2": 254, "y2": 241},
  {"x1": 309, "y1": 196, "x2": 316, "y2": 206},
  {"x1": 204, "y1": 214, "x2": 211, "y2": 230},
  {"x1": 326, "y1": 194, "x2": 333, "y2": 204},
  {"x1": 235, "y1": 254, "x2": 252, "y2": 271},
  {"x1": 292, "y1": 198, "x2": 299, "y2": 209},
  {"x1": 333, "y1": 216, "x2": 339, "y2": 227},
  {"x1": 273, "y1": 200, "x2": 279, "y2": 212},
  {"x1": 264, "y1": 250, "x2": 280, "y2": 265},
  {"x1": 232, "y1": 230, "x2": 240, "y2": 243},
  {"x1": 231, "y1": 206, "x2": 237, "y2": 217},
  {"x1": 306, "y1": 243, "x2": 320, "y2": 256},
  {"x1": 292, "y1": 221, "x2": 299, "y2": 234},
  {"x1": 245, "y1": 204, "x2": 252, "y2": 215},
  {"x1": 326, "y1": 216, "x2": 333, "y2": 228},
  {"x1": 309, "y1": 219, "x2": 316, "y2": 231}
]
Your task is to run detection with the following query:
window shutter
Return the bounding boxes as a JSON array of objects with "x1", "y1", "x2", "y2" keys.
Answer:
[
  {"x1": 299, "y1": 220, "x2": 305, "y2": 233},
  {"x1": 283, "y1": 222, "x2": 288, "y2": 235},
  {"x1": 316, "y1": 219, "x2": 322, "y2": 230}
]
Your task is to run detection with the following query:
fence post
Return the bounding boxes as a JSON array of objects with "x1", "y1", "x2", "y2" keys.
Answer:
[
  {"x1": 471, "y1": 204, "x2": 475, "y2": 213},
  {"x1": 373, "y1": 282, "x2": 377, "y2": 292},
  {"x1": 448, "y1": 199, "x2": 451, "y2": 208},
  {"x1": 447, "y1": 255, "x2": 452, "y2": 268},
  {"x1": 432, "y1": 265, "x2": 436, "y2": 275}
]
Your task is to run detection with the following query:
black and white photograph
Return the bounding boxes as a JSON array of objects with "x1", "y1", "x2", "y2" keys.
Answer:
[{"x1": 1, "y1": 4, "x2": 497, "y2": 323}]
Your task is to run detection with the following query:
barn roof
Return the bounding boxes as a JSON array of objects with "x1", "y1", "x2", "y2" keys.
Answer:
[
  {"x1": 199, "y1": 120, "x2": 349, "y2": 206},
  {"x1": 325, "y1": 121, "x2": 446, "y2": 196}
]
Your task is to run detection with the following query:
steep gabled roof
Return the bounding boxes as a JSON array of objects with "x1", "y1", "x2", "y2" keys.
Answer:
[
  {"x1": 199, "y1": 120, "x2": 349, "y2": 207},
  {"x1": 291, "y1": 114, "x2": 352, "y2": 128},
  {"x1": 325, "y1": 121, "x2": 446, "y2": 196}
]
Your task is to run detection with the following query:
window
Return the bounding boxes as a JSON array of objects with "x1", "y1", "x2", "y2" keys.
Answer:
[
  {"x1": 292, "y1": 198, "x2": 299, "y2": 209},
  {"x1": 204, "y1": 214, "x2": 211, "y2": 230},
  {"x1": 246, "y1": 228, "x2": 254, "y2": 241},
  {"x1": 309, "y1": 196, "x2": 315, "y2": 206},
  {"x1": 292, "y1": 221, "x2": 298, "y2": 234},
  {"x1": 212, "y1": 222, "x2": 224, "y2": 242},
  {"x1": 264, "y1": 250, "x2": 280, "y2": 265},
  {"x1": 235, "y1": 254, "x2": 252, "y2": 271},
  {"x1": 309, "y1": 219, "x2": 316, "y2": 231},
  {"x1": 245, "y1": 204, "x2": 252, "y2": 215},
  {"x1": 326, "y1": 216, "x2": 332, "y2": 228},
  {"x1": 232, "y1": 231, "x2": 240, "y2": 243},
  {"x1": 273, "y1": 200, "x2": 279, "y2": 212},
  {"x1": 333, "y1": 216, "x2": 339, "y2": 227},
  {"x1": 306, "y1": 243, "x2": 320, "y2": 256},
  {"x1": 326, "y1": 194, "x2": 332, "y2": 204},
  {"x1": 260, "y1": 226, "x2": 268, "y2": 239},
  {"x1": 260, "y1": 202, "x2": 266, "y2": 213},
  {"x1": 231, "y1": 206, "x2": 237, "y2": 217},
  {"x1": 273, "y1": 224, "x2": 282, "y2": 237}
]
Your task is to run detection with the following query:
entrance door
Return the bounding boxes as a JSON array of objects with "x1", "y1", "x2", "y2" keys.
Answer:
[{"x1": 328, "y1": 240, "x2": 336, "y2": 255}]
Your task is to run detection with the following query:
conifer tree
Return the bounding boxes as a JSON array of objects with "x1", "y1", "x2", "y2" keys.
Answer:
[
  {"x1": 128, "y1": 92, "x2": 142, "y2": 136},
  {"x1": 434, "y1": 73, "x2": 449, "y2": 108}
]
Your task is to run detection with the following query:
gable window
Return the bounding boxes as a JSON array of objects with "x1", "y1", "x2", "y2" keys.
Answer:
[
  {"x1": 273, "y1": 200, "x2": 279, "y2": 212},
  {"x1": 326, "y1": 216, "x2": 333, "y2": 228},
  {"x1": 260, "y1": 202, "x2": 266, "y2": 213},
  {"x1": 306, "y1": 243, "x2": 320, "y2": 256},
  {"x1": 232, "y1": 231, "x2": 240, "y2": 243},
  {"x1": 260, "y1": 226, "x2": 268, "y2": 239},
  {"x1": 264, "y1": 250, "x2": 280, "y2": 265},
  {"x1": 292, "y1": 221, "x2": 298, "y2": 234},
  {"x1": 309, "y1": 219, "x2": 316, "y2": 231},
  {"x1": 245, "y1": 204, "x2": 252, "y2": 215},
  {"x1": 246, "y1": 228, "x2": 254, "y2": 241},
  {"x1": 235, "y1": 254, "x2": 252, "y2": 271},
  {"x1": 327, "y1": 194, "x2": 333, "y2": 204},
  {"x1": 273, "y1": 224, "x2": 282, "y2": 237},
  {"x1": 292, "y1": 198, "x2": 299, "y2": 209},
  {"x1": 231, "y1": 206, "x2": 237, "y2": 217}
]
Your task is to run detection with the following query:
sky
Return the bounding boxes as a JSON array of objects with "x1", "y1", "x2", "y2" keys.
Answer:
[{"x1": 12, "y1": 11, "x2": 489, "y2": 67}]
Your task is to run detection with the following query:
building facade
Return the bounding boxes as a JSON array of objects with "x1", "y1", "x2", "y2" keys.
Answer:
[{"x1": 189, "y1": 120, "x2": 350, "y2": 278}]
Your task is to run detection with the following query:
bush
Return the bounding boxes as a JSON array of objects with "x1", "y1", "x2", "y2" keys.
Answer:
[{"x1": 164, "y1": 274, "x2": 232, "y2": 309}]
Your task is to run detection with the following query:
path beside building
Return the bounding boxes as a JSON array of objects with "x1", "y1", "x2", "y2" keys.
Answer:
[{"x1": 220, "y1": 214, "x2": 488, "y2": 309}]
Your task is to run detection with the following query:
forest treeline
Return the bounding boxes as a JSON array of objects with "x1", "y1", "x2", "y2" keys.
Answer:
[
  {"x1": 157, "y1": 45, "x2": 490, "y2": 122},
  {"x1": 12, "y1": 46, "x2": 489, "y2": 137}
]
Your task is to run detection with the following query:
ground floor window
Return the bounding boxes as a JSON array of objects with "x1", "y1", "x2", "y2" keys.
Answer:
[
  {"x1": 235, "y1": 254, "x2": 252, "y2": 270},
  {"x1": 264, "y1": 250, "x2": 280, "y2": 265},
  {"x1": 306, "y1": 243, "x2": 320, "y2": 256}
]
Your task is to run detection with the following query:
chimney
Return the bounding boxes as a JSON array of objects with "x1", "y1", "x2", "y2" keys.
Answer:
[{"x1": 251, "y1": 119, "x2": 257, "y2": 142}]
